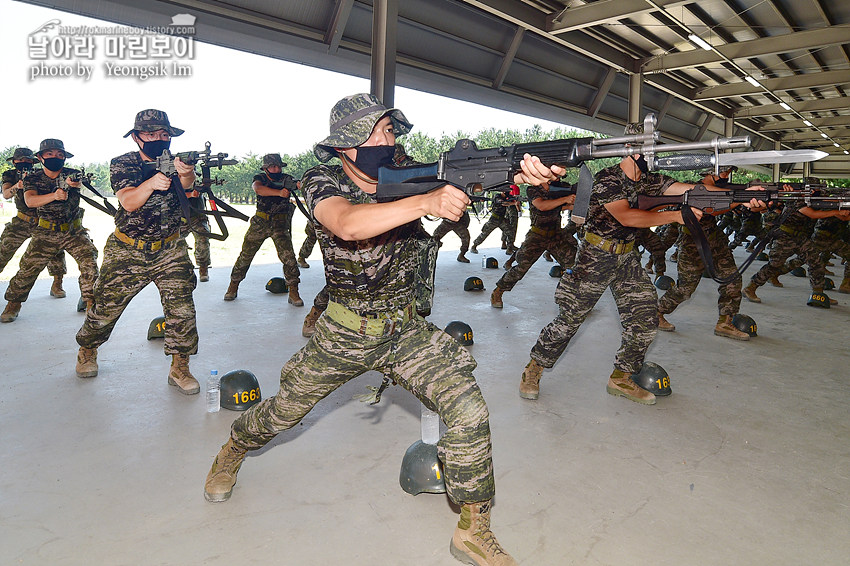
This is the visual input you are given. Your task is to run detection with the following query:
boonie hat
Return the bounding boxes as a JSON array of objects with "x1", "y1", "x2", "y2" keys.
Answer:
[
  {"x1": 262, "y1": 153, "x2": 286, "y2": 168},
  {"x1": 36, "y1": 138, "x2": 73, "y2": 159},
  {"x1": 7, "y1": 147, "x2": 37, "y2": 162},
  {"x1": 123, "y1": 109, "x2": 185, "y2": 138}
]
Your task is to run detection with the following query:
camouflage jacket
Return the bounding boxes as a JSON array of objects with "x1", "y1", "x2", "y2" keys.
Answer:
[
  {"x1": 777, "y1": 201, "x2": 816, "y2": 235},
  {"x1": 585, "y1": 164, "x2": 675, "y2": 242},
  {"x1": 110, "y1": 150, "x2": 184, "y2": 240},
  {"x1": 2, "y1": 168, "x2": 39, "y2": 215},
  {"x1": 527, "y1": 185, "x2": 568, "y2": 230},
  {"x1": 253, "y1": 171, "x2": 297, "y2": 215},
  {"x1": 23, "y1": 167, "x2": 82, "y2": 224}
]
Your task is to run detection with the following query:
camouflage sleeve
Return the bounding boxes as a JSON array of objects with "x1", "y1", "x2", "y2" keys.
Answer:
[
  {"x1": 252, "y1": 173, "x2": 265, "y2": 184},
  {"x1": 284, "y1": 174, "x2": 298, "y2": 191},
  {"x1": 2, "y1": 169, "x2": 16, "y2": 185},
  {"x1": 110, "y1": 152, "x2": 143, "y2": 194},
  {"x1": 302, "y1": 164, "x2": 344, "y2": 216},
  {"x1": 594, "y1": 168, "x2": 628, "y2": 206}
]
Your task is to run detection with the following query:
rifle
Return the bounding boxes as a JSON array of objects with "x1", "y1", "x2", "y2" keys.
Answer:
[
  {"x1": 66, "y1": 169, "x2": 117, "y2": 216},
  {"x1": 266, "y1": 176, "x2": 312, "y2": 220},
  {"x1": 141, "y1": 142, "x2": 248, "y2": 241}
]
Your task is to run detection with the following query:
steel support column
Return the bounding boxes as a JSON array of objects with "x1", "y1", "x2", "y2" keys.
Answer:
[{"x1": 371, "y1": 0, "x2": 398, "y2": 107}]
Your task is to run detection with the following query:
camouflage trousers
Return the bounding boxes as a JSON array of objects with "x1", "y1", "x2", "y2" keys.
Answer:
[
  {"x1": 636, "y1": 227, "x2": 668, "y2": 275},
  {"x1": 504, "y1": 206, "x2": 519, "y2": 248},
  {"x1": 750, "y1": 229, "x2": 819, "y2": 289},
  {"x1": 0, "y1": 216, "x2": 66, "y2": 277},
  {"x1": 530, "y1": 243, "x2": 657, "y2": 374},
  {"x1": 230, "y1": 214, "x2": 300, "y2": 287},
  {"x1": 5, "y1": 227, "x2": 98, "y2": 303},
  {"x1": 658, "y1": 226, "x2": 742, "y2": 316},
  {"x1": 298, "y1": 222, "x2": 317, "y2": 260},
  {"x1": 230, "y1": 313, "x2": 495, "y2": 505},
  {"x1": 76, "y1": 234, "x2": 198, "y2": 354},
  {"x1": 497, "y1": 226, "x2": 577, "y2": 291},
  {"x1": 472, "y1": 214, "x2": 509, "y2": 249},
  {"x1": 183, "y1": 215, "x2": 211, "y2": 268},
  {"x1": 312, "y1": 284, "x2": 330, "y2": 310},
  {"x1": 808, "y1": 230, "x2": 850, "y2": 288},
  {"x1": 432, "y1": 215, "x2": 470, "y2": 254}
]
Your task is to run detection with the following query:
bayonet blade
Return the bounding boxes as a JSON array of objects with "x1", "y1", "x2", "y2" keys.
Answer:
[
  {"x1": 571, "y1": 162, "x2": 594, "y2": 225},
  {"x1": 718, "y1": 149, "x2": 828, "y2": 167}
]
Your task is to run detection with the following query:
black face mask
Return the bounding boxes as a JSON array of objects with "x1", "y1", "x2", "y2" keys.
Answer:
[
  {"x1": 267, "y1": 172, "x2": 283, "y2": 181},
  {"x1": 14, "y1": 162, "x2": 34, "y2": 172},
  {"x1": 141, "y1": 139, "x2": 171, "y2": 159},
  {"x1": 352, "y1": 145, "x2": 396, "y2": 179},
  {"x1": 631, "y1": 155, "x2": 649, "y2": 174},
  {"x1": 42, "y1": 157, "x2": 65, "y2": 172},
  {"x1": 713, "y1": 177, "x2": 729, "y2": 188}
]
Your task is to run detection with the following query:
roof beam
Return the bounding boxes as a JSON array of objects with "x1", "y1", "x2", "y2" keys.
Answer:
[
  {"x1": 693, "y1": 70, "x2": 850, "y2": 101},
  {"x1": 324, "y1": 0, "x2": 354, "y2": 53},
  {"x1": 781, "y1": 128, "x2": 850, "y2": 142},
  {"x1": 492, "y1": 26, "x2": 525, "y2": 89},
  {"x1": 587, "y1": 67, "x2": 617, "y2": 118},
  {"x1": 641, "y1": 25, "x2": 850, "y2": 73},
  {"x1": 759, "y1": 115, "x2": 850, "y2": 132},
  {"x1": 734, "y1": 97, "x2": 850, "y2": 118},
  {"x1": 546, "y1": 0, "x2": 691, "y2": 34}
]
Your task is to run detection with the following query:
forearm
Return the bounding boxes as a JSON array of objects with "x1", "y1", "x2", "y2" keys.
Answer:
[
  {"x1": 612, "y1": 208, "x2": 683, "y2": 229},
  {"x1": 315, "y1": 195, "x2": 431, "y2": 241},
  {"x1": 178, "y1": 171, "x2": 195, "y2": 189},
  {"x1": 117, "y1": 183, "x2": 157, "y2": 212},
  {"x1": 24, "y1": 190, "x2": 58, "y2": 208},
  {"x1": 2, "y1": 184, "x2": 14, "y2": 199},
  {"x1": 254, "y1": 184, "x2": 288, "y2": 198}
]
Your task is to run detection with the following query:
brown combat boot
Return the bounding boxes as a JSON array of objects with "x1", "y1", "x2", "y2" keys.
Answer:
[
  {"x1": 204, "y1": 438, "x2": 247, "y2": 502},
  {"x1": 76, "y1": 346, "x2": 99, "y2": 378},
  {"x1": 288, "y1": 283, "x2": 304, "y2": 306},
  {"x1": 490, "y1": 287, "x2": 503, "y2": 308},
  {"x1": 519, "y1": 359, "x2": 543, "y2": 400},
  {"x1": 714, "y1": 315, "x2": 750, "y2": 341},
  {"x1": 606, "y1": 369, "x2": 656, "y2": 405},
  {"x1": 198, "y1": 266, "x2": 209, "y2": 282},
  {"x1": 223, "y1": 280, "x2": 239, "y2": 301},
  {"x1": 457, "y1": 252, "x2": 470, "y2": 263},
  {"x1": 743, "y1": 282, "x2": 761, "y2": 303},
  {"x1": 50, "y1": 275, "x2": 66, "y2": 298},
  {"x1": 168, "y1": 353, "x2": 200, "y2": 395},
  {"x1": 0, "y1": 301, "x2": 21, "y2": 323},
  {"x1": 450, "y1": 501, "x2": 518, "y2": 566},
  {"x1": 302, "y1": 306, "x2": 323, "y2": 338},
  {"x1": 297, "y1": 257, "x2": 310, "y2": 268},
  {"x1": 839, "y1": 277, "x2": 850, "y2": 294},
  {"x1": 768, "y1": 275, "x2": 783, "y2": 287},
  {"x1": 657, "y1": 312, "x2": 675, "y2": 332}
]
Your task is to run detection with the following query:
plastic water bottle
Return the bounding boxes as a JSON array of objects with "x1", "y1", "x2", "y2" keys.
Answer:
[
  {"x1": 420, "y1": 404, "x2": 440, "y2": 445},
  {"x1": 206, "y1": 370, "x2": 220, "y2": 413}
]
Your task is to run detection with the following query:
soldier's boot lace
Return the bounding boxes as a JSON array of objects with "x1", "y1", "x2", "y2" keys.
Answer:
[
  {"x1": 606, "y1": 369, "x2": 656, "y2": 405},
  {"x1": 519, "y1": 359, "x2": 542, "y2": 400},
  {"x1": 297, "y1": 257, "x2": 310, "y2": 268},
  {"x1": 490, "y1": 287, "x2": 503, "y2": 309},
  {"x1": 168, "y1": 354, "x2": 200, "y2": 395},
  {"x1": 768, "y1": 275, "x2": 783, "y2": 287},
  {"x1": 204, "y1": 438, "x2": 247, "y2": 503},
  {"x1": 288, "y1": 284, "x2": 304, "y2": 307},
  {"x1": 76, "y1": 346, "x2": 99, "y2": 378},
  {"x1": 1, "y1": 301, "x2": 21, "y2": 323},
  {"x1": 198, "y1": 266, "x2": 209, "y2": 282},
  {"x1": 714, "y1": 315, "x2": 750, "y2": 341},
  {"x1": 743, "y1": 282, "x2": 761, "y2": 303},
  {"x1": 223, "y1": 281, "x2": 239, "y2": 301},
  {"x1": 50, "y1": 275, "x2": 66, "y2": 298},
  {"x1": 450, "y1": 501, "x2": 518, "y2": 566},
  {"x1": 657, "y1": 312, "x2": 676, "y2": 332},
  {"x1": 839, "y1": 277, "x2": 850, "y2": 294},
  {"x1": 302, "y1": 306, "x2": 323, "y2": 338}
]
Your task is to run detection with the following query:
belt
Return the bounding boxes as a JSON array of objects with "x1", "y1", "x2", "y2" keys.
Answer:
[
  {"x1": 16, "y1": 211, "x2": 37, "y2": 224},
  {"x1": 256, "y1": 210, "x2": 290, "y2": 221},
  {"x1": 530, "y1": 226, "x2": 558, "y2": 238},
  {"x1": 114, "y1": 228, "x2": 180, "y2": 251},
  {"x1": 325, "y1": 301, "x2": 415, "y2": 337},
  {"x1": 584, "y1": 231, "x2": 635, "y2": 254},
  {"x1": 37, "y1": 218, "x2": 82, "y2": 232},
  {"x1": 779, "y1": 225, "x2": 806, "y2": 238}
]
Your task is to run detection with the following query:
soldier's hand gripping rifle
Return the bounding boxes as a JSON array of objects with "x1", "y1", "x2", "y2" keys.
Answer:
[
  {"x1": 141, "y1": 142, "x2": 249, "y2": 240},
  {"x1": 65, "y1": 169, "x2": 118, "y2": 216},
  {"x1": 266, "y1": 177, "x2": 312, "y2": 221}
]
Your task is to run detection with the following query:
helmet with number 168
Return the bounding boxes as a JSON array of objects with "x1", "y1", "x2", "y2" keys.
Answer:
[{"x1": 220, "y1": 370, "x2": 262, "y2": 411}]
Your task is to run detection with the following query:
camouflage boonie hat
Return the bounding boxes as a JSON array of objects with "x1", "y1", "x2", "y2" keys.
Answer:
[
  {"x1": 36, "y1": 138, "x2": 73, "y2": 159},
  {"x1": 123, "y1": 109, "x2": 185, "y2": 138},
  {"x1": 262, "y1": 153, "x2": 286, "y2": 168},
  {"x1": 313, "y1": 93, "x2": 413, "y2": 163},
  {"x1": 6, "y1": 147, "x2": 37, "y2": 162},
  {"x1": 624, "y1": 122, "x2": 644, "y2": 135}
]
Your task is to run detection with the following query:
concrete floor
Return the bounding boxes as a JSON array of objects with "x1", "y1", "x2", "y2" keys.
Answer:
[{"x1": 2, "y1": 225, "x2": 848, "y2": 566}]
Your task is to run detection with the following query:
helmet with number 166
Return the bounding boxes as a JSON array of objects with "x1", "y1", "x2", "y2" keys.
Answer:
[{"x1": 220, "y1": 370, "x2": 262, "y2": 411}]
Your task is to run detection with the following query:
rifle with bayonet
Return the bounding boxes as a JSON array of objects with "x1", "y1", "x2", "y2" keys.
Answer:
[{"x1": 141, "y1": 142, "x2": 248, "y2": 240}]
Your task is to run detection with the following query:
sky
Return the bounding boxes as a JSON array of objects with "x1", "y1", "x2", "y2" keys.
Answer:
[{"x1": 1, "y1": 0, "x2": 566, "y2": 164}]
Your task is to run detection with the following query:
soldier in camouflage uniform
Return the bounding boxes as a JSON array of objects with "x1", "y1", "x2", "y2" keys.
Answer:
[
  {"x1": 182, "y1": 193, "x2": 211, "y2": 281},
  {"x1": 204, "y1": 93, "x2": 558, "y2": 566},
  {"x1": 223, "y1": 153, "x2": 302, "y2": 306},
  {"x1": 432, "y1": 209, "x2": 472, "y2": 262},
  {"x1": 470, "y1": 189, "x2": 516, "y2": 254},
  {"x1": 518, "y1": 123, "x2": 767, "y2": 405},
  {"x1": 490, "y1": 184, "x2": 576, "y2": 309},
  {"x1": 297, "y1": 219, "x2": 316, "y2": 268},
  {"x1": 1, "y1": 147, "x2": 67, "y2": 296},
  {"x1": 502, "y1": 184, "x2": 521, "y2": 253},
  {"x1": 74, "y1": 110, "x2": 200, "y2": 395},
  {"x1": 809, "y1": 217, "x2": 850, "y2": 293},
  {"x1": 635, "y1": 227, "x2": 668, "y2": 278},
  {"x1": 656, "y1": 169, "x2": 750, "y2": 340},
  {"x1": 1, "y1": 140, "x2": 98, "y2": 323}
]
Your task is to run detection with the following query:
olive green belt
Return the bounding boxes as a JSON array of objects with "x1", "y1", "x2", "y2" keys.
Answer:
[
  {"x1": 256, "y1": 210, "x2": 290, "y2": 221},
  {"x1": 114, "y1": 228, "x2": 180, "y2": 252},
  {"x1": 37, "y1": 218, "x2": 82, "y2": 232},
  {"x1": 325, "y1": 301, "x2": 415, "y2": 337},
  {"x1": 779, "y1": 225, "x2": 807, "y2": 238},
  {"x1": 583, "y1": 231, "x2": 635, "y2": 254},
  {"x1": 17, "y1": 211, "x2": 37, "y2": 224},
  {"x1": 529, "y1": 226, "x2": 558, "y2": 237}
]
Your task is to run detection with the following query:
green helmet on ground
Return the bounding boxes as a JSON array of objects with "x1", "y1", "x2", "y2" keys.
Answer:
[
  {"x1": 485, "y1": 257, "x2": 499, "y2": 269},
  {"x1": 265, "y1": 277, "x2": 288, "y2": 294},
  {"x1": 731, "y1": 314, "x2": 757, "y2": 336},
  {"x1": 464, "y1": 276, "x2": 484, "y2": 291},
  {"x1": 399, "y1": 440, "x2": 447, "y2": 496},
  {"x1": 631, "y1": 362, "x2": 671, "y2": 396},
  {"x1": 549, "y1": 265, "x2": 563, "y2": 278},
  {"x1": 444, "y1": 321, "x2": 473, "y2": 345},
  {"x1": 655, "y1": 275, "x2": 675, "y2": 290},
  {"x1": 220, "y1": 370, "x2": 262, "y2": 411},
  {"x1": 147, "y1": 316, "x2": 166, "y2": 340}
]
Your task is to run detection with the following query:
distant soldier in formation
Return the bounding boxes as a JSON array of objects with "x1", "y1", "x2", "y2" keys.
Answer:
[
  {"x1": 431, "y1": 208, "x2": 471, "y2": 263},
  {"x1": 182, "y1": 189, "x2": 212, "y2": 281},
  {"x1": 0, "y1": 147, "x2": 67, "y2": 297},
  {"x1": 470, "y1": 188, "x2": 517, "y2": 254},
  {"x1": 1, "y1": 139, "x2": 98, "y2": 323}
]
